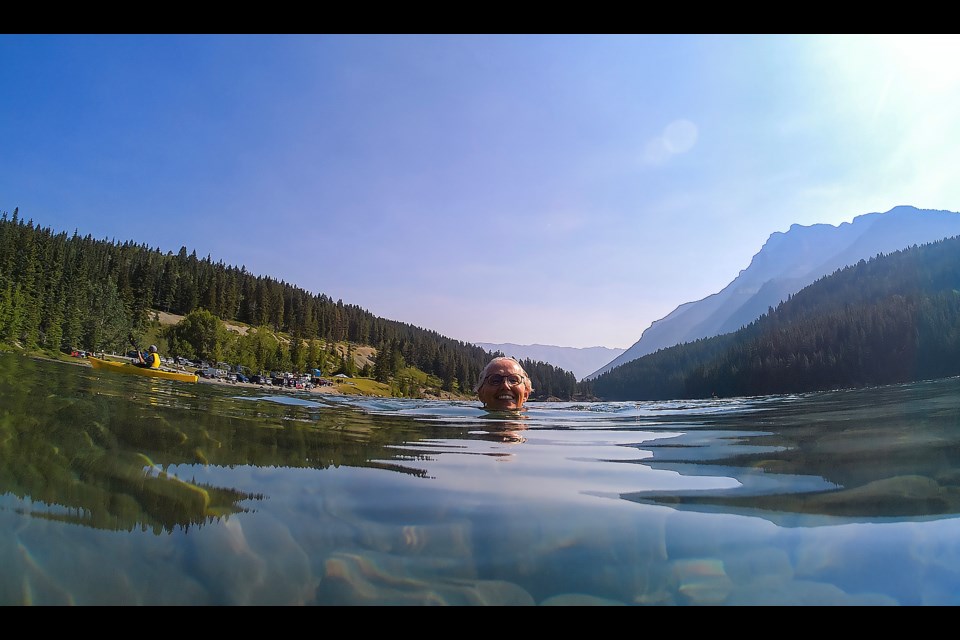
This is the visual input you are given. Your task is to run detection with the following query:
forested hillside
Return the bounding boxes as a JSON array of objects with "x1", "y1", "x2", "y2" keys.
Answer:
[
  {"x1": 0, "y1": 210, "x2": 579, "y2": 399},
  {"x1": 591, "y1": 234, "x2": 960, "y2": 400},
  {"x1": 12, "y1": 208, "x2": 960, "y2": 403}
]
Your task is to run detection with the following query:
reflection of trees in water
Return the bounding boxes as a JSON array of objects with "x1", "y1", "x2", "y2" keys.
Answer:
[
  {"x1": 0, "y1": 354, "x2": 448, "y2": 534},
  {"x1": 11, "y1": 448, "x2": 257, "y2": 534},
  {"x1": 0, "y1": 356, "x2": 257, "y2": 533}
]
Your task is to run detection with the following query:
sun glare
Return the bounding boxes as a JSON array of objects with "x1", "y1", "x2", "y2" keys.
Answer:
[{"x1": 881, "y1": 34, "x2": 960, "y2": 91}]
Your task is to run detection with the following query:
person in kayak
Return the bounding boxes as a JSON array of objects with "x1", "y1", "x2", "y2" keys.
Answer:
[
  {"x1": 475, "y1": 356, "x2": 533, "y2": 411},
  {"x1": 137, "y1": 345, "x2": 161, "y2": 369}
]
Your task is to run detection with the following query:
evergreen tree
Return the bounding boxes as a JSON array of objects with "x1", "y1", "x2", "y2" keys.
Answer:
[
  {"x1": 84, "y1": 276, "x2": 132, "y2": 354},
  {"x1": 305, "y1": 338, "x2": 321, "y2": 372},
  {"x1": 374, "y1": 342, "x2": 392, "y2": 382},
  {"x1": 289, "y1": 329, "x2": 306, "y2": 373}
]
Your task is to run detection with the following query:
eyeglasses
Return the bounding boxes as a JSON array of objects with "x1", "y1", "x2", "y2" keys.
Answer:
[{"x1": 484, "y1": 374, "x2": 525, "y2": 386}]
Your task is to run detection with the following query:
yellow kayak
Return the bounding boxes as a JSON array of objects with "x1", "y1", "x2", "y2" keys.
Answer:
[{"x1": 88, "y1": 356, "x2": 199, "y2": 383}]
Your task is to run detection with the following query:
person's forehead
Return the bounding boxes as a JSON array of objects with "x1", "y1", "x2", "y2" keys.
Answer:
[{"x1": 488, "y1": 362, "x2": 522, "y2": 374}]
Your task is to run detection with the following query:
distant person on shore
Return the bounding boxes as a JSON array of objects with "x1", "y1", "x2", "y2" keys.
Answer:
[
  {"x1": 137, "y1": 345, "x2": 161, "y2": 369},
  {"x1": 475, "y1": 356, "x2": 533, "y2": 411}
]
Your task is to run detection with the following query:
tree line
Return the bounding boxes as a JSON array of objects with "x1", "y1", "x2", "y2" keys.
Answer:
[
  {"x1": 0, "y1": 210, "x2": 579, "y2": 399},
  {"x1": 15, "y1": 207, "x2": 954, "y2": 403},
  {"x1": 591, "y1": 234, "x2": 960, "y2": 400}
]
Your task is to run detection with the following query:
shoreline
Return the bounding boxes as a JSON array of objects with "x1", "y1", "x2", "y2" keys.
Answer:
[
  {"x1": 196, "y1": 372, "x2": 473, "y2": 401},
  {"x1": 38, "y1": 352, "x2": 349, "y2": 396},
  {"x1": 25, "y1": 350, "x2": 475, "y2": 401},
  {"x1": 196, "y1": 373, "x2": 345, "y2": 395}
]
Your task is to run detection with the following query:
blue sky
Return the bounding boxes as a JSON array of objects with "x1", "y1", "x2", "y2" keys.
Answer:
[{"x1": 3, "y1": 34, "x2": 960, "y2": 349}]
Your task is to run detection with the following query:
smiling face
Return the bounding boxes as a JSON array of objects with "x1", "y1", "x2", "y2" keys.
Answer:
[{"x1": 477, "y1": 359, "x2": 531, "y2": 411}]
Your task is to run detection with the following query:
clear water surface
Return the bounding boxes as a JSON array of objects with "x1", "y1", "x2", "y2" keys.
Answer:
[{"x1": 3, "y1": 351, "x2": 960, "y2": 605}]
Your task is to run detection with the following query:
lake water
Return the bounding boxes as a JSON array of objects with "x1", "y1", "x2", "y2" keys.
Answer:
[{"x1": 4, "y1": 351, "x2": 960, "y2": 605}]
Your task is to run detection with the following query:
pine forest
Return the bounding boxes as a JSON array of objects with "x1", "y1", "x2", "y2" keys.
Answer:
[{"x1": 0, "y1": 210, "x2": 579, "y2": 400}]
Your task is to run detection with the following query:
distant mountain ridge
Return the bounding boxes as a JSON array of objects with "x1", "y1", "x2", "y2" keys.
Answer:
[
  {"x1": 591, "y1": 231, "x2": 960, "y2": 399},
  {"x1": 473, "y1": 343, "x2": 625, "y2": 381},
  {"x1": 586, "y1": 205, "x2": 960, "y2": 380}
]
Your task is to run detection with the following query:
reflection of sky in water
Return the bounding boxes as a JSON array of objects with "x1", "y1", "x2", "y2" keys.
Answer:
[{"x1": 186, "y1": 393, "x2": 745, "y2": 507}]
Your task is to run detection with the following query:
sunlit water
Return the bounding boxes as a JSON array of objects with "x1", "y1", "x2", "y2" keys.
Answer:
[{"x1": 4, "y1": 352, "x2": 960, "y2": 605}]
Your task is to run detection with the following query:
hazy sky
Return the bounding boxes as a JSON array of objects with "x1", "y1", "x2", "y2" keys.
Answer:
[{"x1": 3, "y1": 34, "x2": 960, "y2": 349}]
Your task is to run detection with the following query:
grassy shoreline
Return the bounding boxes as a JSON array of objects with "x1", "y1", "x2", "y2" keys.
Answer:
[{"x1": 2, "y1": 344, "x2": 474, "y2": 401}]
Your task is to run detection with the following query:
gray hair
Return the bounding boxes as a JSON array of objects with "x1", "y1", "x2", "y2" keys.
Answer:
[{"x1": 474, "y1": 356, "x2": 534, "y2": 393}]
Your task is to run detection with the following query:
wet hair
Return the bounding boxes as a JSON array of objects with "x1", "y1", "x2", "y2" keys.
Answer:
[{"x1": 475, "y1": 356, "x2": 533, "y2": 394}]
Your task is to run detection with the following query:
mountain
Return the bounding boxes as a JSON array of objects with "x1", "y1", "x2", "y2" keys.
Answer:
[
  {"x1": 586, "y1": 205, "x2": 960, "y2": 380},
  {"x1": 473, "y1": 343, "x2": 625, "y2": 381},
  {"x1": 590, "y1": 231, "x2": 960, "y2": 400}
]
